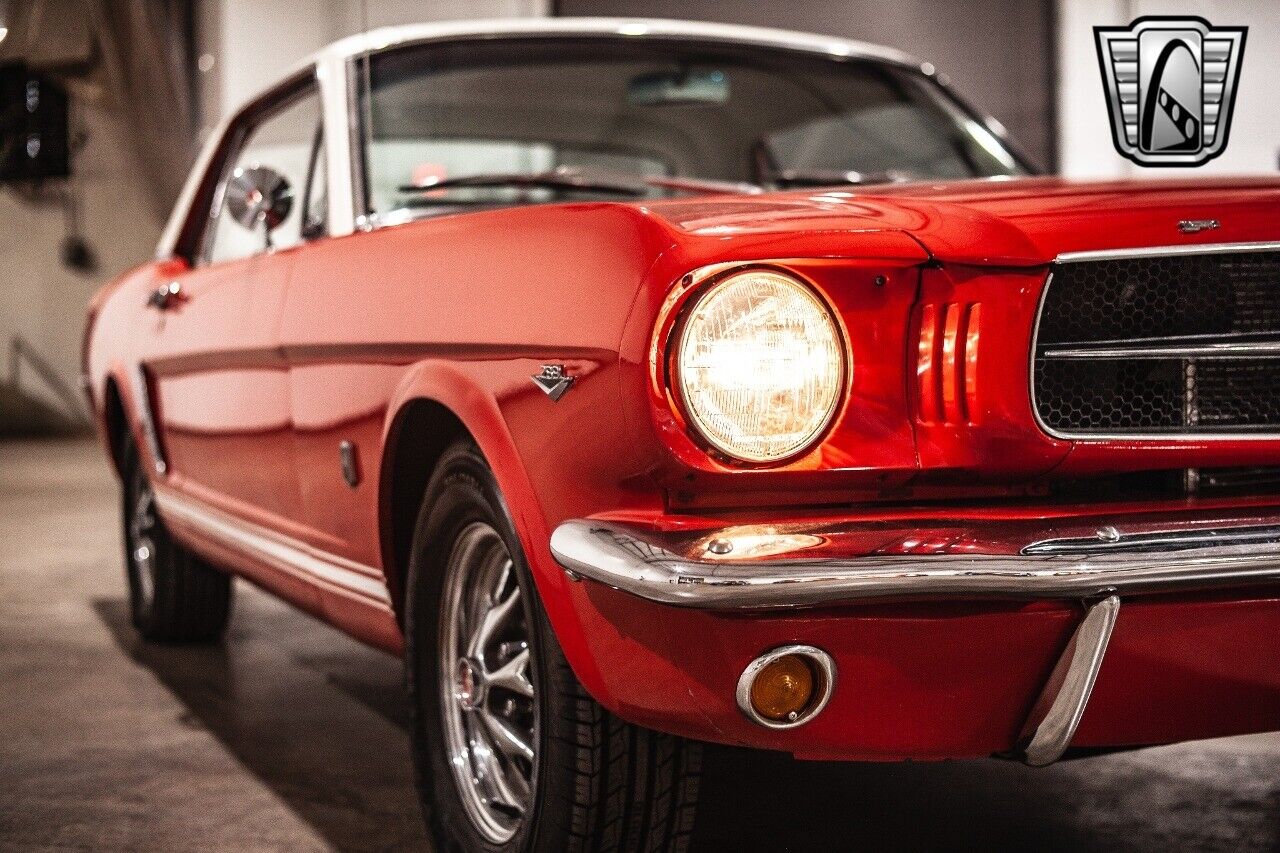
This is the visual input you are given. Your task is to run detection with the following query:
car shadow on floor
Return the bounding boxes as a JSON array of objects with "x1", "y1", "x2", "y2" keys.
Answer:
[
  {"x1": 94, "y1": 595, "x2": 1280, "y2": 852},
  {"x1": 93, "y1": 596, "x2": 426, "y2": 851}
]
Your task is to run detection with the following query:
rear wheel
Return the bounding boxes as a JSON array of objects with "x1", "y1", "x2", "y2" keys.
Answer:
[
  {"x1": 121, "y1": 438, "x2": 231, "y2": 642},
  {"x1": 406, "y1": 441, "x2": 702, "y2": 852}
]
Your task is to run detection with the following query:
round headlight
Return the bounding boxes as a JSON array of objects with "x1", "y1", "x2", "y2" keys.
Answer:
[{"x1": 674, "y1": 269, "x2": 846, "y2": 463}]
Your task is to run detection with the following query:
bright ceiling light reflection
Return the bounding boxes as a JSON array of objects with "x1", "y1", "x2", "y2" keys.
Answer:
[
  {"x1": 699, "y1": 527, "x2": 824, "y2": 560},
  {"x1": 676, "y1": 269, "x2": 845, "y2": 463}
]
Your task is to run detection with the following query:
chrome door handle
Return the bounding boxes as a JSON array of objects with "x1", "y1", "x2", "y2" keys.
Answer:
[{"x1": 147, "y1": 281, "x2": 183, "y2": 310}]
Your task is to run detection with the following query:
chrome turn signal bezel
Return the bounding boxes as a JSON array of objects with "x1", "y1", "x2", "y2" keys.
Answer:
[{"x1": 735, "y1": 644, "x2": 837, "y2": 729}]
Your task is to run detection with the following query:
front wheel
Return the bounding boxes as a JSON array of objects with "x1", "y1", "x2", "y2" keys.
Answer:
[{"x1": 405, "y1": 441, "x2": 702, "y2": 852}]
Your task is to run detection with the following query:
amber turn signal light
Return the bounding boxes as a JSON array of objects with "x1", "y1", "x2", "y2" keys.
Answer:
[
  {"x1": 736, "y1": 645, "x2": 835, "y2": 729},
  {"x1": 750, "y1": 654, "x2": 815, "y2": 721}
]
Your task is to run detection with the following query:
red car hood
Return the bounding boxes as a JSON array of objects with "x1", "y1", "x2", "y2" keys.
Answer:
[{"x1": 649, "y1": 176, "x2": 1280, "y2": 266}]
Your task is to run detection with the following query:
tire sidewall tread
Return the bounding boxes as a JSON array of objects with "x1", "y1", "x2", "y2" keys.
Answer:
[{"x1": 404, "y1": 440, "x2": 701, "y2": 853}]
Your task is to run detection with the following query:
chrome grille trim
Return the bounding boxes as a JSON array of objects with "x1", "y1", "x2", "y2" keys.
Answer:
[
  {"x1": 1056, "y1": 241, "x2": 1280, "y2": 263},
  {"x1": 1041, "y1": 341, "x2": 1280, "y2": 360}
]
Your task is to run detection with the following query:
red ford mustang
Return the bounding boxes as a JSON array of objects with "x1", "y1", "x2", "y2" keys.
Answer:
[{"x1": 84, "y1": 18, "x2": 1280, "y2": 851}]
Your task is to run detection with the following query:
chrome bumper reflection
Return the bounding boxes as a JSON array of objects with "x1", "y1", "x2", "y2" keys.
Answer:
[{"x1": 549, "y1": 518, "x2": 1280, "y2": 609}]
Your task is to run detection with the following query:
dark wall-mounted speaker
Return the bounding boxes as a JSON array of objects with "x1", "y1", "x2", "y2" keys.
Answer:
[{"x1": 0, "y1": 62, "x2": 70, "y2": 182}]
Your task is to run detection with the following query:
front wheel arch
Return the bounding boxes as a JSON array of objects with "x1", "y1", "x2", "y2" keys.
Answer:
[
  {"x1": 380, "y1": 397, "x2": 469, "y2": 626},
  {"x1": 102, "y1": 376, "x2": 129, "y2": 477},
  {"x1": 378, "y1": 361, "x2": 614, "y2": 712}
]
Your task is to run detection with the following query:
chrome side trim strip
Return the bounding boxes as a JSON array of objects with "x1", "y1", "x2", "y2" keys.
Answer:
[
  {"x1": 549, "y1": 519, "x2": 1280, "y2": 609},
  {"x1": 1017, "y1": 595, "x2": 1120, "y2": 766},
  {"x1": 1055, "y1": 240, "x2": 1280, "y2": 263},
  {"x1": 155, "y1": 488, "x2": 391, "y2": 605}
]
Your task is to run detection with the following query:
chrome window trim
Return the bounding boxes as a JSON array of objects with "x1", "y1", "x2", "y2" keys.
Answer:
[
  {"x1": 328, "y1": 17, "x2": 926, "y2": 76},
  {"x1": 319, "y1": 50, "x2": 357, "y2": 240},
  {"x1": 1029, "y1": 240, "x2": 1280, "y2": 442},
  {"x1": 337, "y1": 19, "x2": 933, "y2": 230},
  {"x1": 157, "y1": 114, "x2": 236, "y2": 261},
  {"x1": 159, "y1": 67, "x2": 328, "y2": 264}
]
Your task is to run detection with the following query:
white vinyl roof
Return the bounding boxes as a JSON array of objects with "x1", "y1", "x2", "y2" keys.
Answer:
[
  {"x1": 157, "y1": 19, "x2": 932, "y2": 259},
  {"x1": 318, "y1": 18, "x2": 924, "y2": 72}
]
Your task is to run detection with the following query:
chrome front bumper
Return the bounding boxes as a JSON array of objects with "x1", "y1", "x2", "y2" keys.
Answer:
[
  {"x1": 549, "y1": 517, "x2": 1280, "y2": 609},
  {"x1": 551, "y1": 512, "x2": 1280, "y2": 765}
]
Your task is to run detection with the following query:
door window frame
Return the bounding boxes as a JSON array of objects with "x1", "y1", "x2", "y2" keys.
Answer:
[
  {"x1": 299, "y1": 121, "x2": 328, "y2": 241},
  {"x1": 195, "y1": 72, "x2": 328, "y2": 267},
  {"x1": 164, "y1": 69, "x2": 321, "y2": 266}
]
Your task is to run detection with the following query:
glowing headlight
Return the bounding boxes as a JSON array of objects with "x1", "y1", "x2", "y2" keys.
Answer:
[{"x1": 674, "y1": 269, "x2": 846, "y2": 463}]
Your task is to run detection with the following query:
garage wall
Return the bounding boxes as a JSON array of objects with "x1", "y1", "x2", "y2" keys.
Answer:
[
  {"x1": 0, "y1": 0, "x2": 551, "y2": 425},
  {"x1": 1058, "y1": 0, "x2": 1280, "y2": 177},
  {"x1": 0, "y1": 8, "x2": 162, "y2": 425},
  {"x1": 0, "y1": 101, "x2": 161, "y2": 424},
  {"x1": 553, "y1": 0, "x2": 1058, "y2": 171}
]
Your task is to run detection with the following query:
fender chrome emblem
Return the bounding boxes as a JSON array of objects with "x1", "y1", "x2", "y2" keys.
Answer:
[
  {"x1": 1178, "y1": 218, "x2": 1220, "y2": 234},
  {"x1": 532, "y1": 365, "x2": 574, "y2": 401}
]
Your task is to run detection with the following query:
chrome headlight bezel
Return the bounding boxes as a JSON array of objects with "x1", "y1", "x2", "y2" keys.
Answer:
[{"x1": 662, "y1": 266, "x2": 849, "y2": 466}]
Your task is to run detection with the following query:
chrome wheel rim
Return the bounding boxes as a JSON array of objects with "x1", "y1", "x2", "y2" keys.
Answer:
[
  {"x1": 440, "y1": 522, "x2": 537, "y2": 844},
  {"x1": 129, "y1": 473, "x2": 158, "y2": 608}
]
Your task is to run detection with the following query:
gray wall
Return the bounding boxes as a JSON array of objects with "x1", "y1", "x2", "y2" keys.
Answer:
[
  {"x1": 555, "y1": 0, "x2": 1057, "y2": 171},
  {"x1": 0, "y1": 8, "x2": 164, "y2": 423},
  {"x1": 0, "y1": 0, "x2": 550, "y2": 426}
]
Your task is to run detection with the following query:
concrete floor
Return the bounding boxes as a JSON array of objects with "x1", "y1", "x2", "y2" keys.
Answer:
[{"x1": 2, "y1": 438, "x2": 1279, "y2": 852}]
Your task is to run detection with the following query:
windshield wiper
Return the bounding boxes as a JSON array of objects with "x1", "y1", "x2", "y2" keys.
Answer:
[
  {"x1": 399, "y1": 166, "x2": 762, "y2": 198},
  {"x1": 400, "y1": 168, "x2": 647, "y2": 197},
  {"x1": 770, "y1": 168, "x2": 917, "y2": 188},
  {"x1": 645, "y1": 175, "x2": 763, "y2": 195}
]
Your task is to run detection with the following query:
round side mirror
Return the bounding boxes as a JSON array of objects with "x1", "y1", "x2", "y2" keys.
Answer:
[{"x1": 224, "y1": 165, "x2": 293, "y2": 242}]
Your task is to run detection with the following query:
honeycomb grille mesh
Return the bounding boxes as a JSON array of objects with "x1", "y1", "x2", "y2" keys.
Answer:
[{"x1": 1034, "y1": 250, "x2": 1280, "y2": 435}]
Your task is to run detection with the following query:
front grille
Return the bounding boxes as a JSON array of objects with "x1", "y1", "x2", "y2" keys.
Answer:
[{"x1": 1033, "y1": 248, "x2": 1280, "y2": 436}]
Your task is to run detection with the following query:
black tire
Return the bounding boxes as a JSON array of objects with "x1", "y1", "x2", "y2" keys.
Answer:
[
  {"x1": 120, "y1": 436, "x2": 232, "y2": 642},
  {"x1": 405, "y1": 440, "x2": 702, "y2": 852}
]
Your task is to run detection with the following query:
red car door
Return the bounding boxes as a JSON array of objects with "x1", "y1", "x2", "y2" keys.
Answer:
[{"x1": 144, "y1": 77, "x2": 324, "y2": 536}]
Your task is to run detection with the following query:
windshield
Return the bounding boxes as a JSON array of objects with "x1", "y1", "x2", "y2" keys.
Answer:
[{"x1": 358, "y1": 37, "x2": 1026, "y2": 220}]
